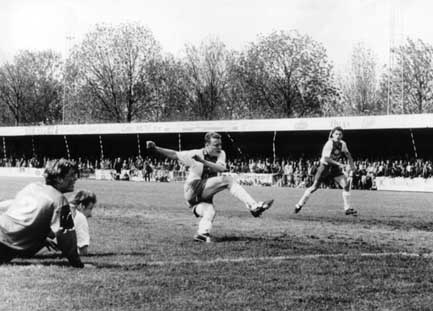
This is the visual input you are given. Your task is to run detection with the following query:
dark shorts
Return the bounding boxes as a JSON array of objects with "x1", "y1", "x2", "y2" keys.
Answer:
[
  {"x1": 184, "y1": 179, "x2": 214, "y2": 217},
  {"x1": 314, "y1": 163, "x2": 344, "y2": 185}
]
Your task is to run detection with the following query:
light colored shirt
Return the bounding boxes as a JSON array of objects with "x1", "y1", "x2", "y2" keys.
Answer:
[
  {"x1": 176, "y1": 149, "x2": 226, "y2": 183},
  {"x1": 0, "y1": 182, "x2": 68, "y2": 251},
  {"x1": 320, "y1": 139, "x2": 349, "y2": 165},
  {"x1": 73, "y1": 211, "x2": 90, "y2": 248}
]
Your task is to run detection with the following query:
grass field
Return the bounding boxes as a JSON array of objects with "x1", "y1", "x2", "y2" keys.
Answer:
[{"x1": 1, "y1": 177, "x2": 433, "y2": 310}]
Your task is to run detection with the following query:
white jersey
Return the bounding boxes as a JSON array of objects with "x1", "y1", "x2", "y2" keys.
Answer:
[
  {"x1": 320, "y1": 139, "x2": 349, "y2": 165},
  {"x1": 176, "y1": 149, "x2": 226, "y2": 183},
  {"x1": 0, "y1": 182, "x2": 68, "y2": 251},
  {"x1": 73, "y1": 211, "x2": 90, "y2": 248}
]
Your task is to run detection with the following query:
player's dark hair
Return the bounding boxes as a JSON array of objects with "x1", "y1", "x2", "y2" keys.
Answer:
[
  {"x1": 204, "y1": 132, "x2": 221, "y2": 144},
  {"x1": 71, "y1": 190, "x2": 97, "y2": 208},
  {"x1": 44, "y1": 158, "x2": 78, "y2": 187},
  {"x1": 329, "y1": 126, "x2": 344, "y2": 138}
]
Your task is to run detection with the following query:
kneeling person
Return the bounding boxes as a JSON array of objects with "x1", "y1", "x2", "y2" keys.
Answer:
[
  {"x1": 0, "y1": 159, "x2": 84, "y2": 268},
  {"x1": 69, "y1": 190, "x2": 97, "y2": 256}
]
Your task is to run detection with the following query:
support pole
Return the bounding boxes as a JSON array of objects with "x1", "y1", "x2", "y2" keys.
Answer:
[
  {"x1": 137, "y1": 134, "x2": 142, "y2": 157},
  {"x1": 2, "y1": 137, "x2": 6, "y2": 159},
  {"x1": 63, "y1": 135, "x2": 71, "y2": 159},
  {"x1": 178, "y1": 133, "x2": 182, "y2": 151},
  {"x1": 98, "y1": 135, "x2": 104, "y2": 160},
  {"x1": 409, "y1": 129, "x2": 418, "y2": 159}
]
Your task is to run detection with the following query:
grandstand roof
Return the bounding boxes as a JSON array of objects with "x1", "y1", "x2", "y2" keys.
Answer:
[{"x1": 0, "y1": 113, "x2": 432, "y2": 136}]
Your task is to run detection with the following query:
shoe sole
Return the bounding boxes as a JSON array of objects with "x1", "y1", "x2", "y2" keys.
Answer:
[
  {"x1": 345, "y1": 210, "x2": 358, "y2": 216},
  {"x1": 194, "y1": 236, "x2": 211, "y2": 243}
]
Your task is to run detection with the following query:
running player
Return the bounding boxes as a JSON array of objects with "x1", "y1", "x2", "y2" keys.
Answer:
[
  {"x1": 295, "y1": 126, "x2": 357, "y2": 216},
  {"x1": 146, "y1": 132, "x2": 274, "y2": 242}
]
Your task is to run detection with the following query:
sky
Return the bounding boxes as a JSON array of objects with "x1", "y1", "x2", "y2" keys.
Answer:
[{"x1": 0, "y1": 0, "x2": 432, "y2": 72}]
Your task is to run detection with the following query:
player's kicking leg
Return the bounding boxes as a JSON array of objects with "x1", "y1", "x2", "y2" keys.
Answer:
[
  {"x1": 334, "y1": 174, "x2": 357, "y2": 216},
  {"x1": 201, "y1": 175, "x2": 274, "y2": 217}
]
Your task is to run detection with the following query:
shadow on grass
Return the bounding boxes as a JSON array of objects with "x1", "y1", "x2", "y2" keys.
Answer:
[
  {"x1": 214, "y1": 236, "x2": 265, "y2": 242},
  {"x1": 292, "y1": 214, "x2": 433, "y2": 232},
  {"x1": 7, "y1": 260, "x2": 70, "y2": 267}
]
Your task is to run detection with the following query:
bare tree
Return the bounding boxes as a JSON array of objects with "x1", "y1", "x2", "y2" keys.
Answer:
[
  {"x1": 183, "y1": 38, "x2": 231, "y2": 120},
  {"x1": 339, "y1": 43, "x2": 380, "y2": 115},
  {"x1": 68, "y1": 23, "x2": 162, "y2": 122},
  {"x1": 236, "y1": 30, "x2": 338, "y2": 118},
  {"x1": 0, "y1": 50, "x2": 63, "y2": 125},
  {"x1": 380, "y1": 38, "x2": 433, "y2": 114}
]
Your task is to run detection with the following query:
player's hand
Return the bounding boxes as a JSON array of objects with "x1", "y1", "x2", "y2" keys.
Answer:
[
  {"x1": 192, "y1": 155, "x2": 203, "y2": 163},
  {"x1": 146, "y1": 141, "x2": 156, "y2": 150}
]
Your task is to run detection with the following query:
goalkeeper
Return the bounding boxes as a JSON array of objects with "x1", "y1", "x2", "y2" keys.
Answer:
[{"x1": 0, "y1": 159, "x2": 84, "y2": 268}]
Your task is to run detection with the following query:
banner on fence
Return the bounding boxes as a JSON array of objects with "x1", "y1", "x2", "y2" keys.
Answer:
[
  {"x1": 0, "y1": 167, "x2": 44, "y2": 178},
  {"x1": 375, "y1": 177, "x2": 433, "y2": 192},
  {"x1": 95, "y1": 169, "x2": 116, "y2": 181},
  {"x1": 223, "y1": 173, "x2": 281, "y2": 186}
]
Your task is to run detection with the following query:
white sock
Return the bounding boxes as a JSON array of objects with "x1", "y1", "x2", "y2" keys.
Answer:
[
  {"x1": 298, "y1": 187, "x2": 313, "y2": 206},
  {"x1": 229, "y1": 182, "x2": 257, "y2": 209},
  {"x1": 342, "y1": 191, "x2": 351, "y2": 210},
  {"x1": 198, "y1": 217, "x2": 213, "y2": 235},
  {"x1": 196, "y1": 204, "x2": 215, "y2": 235}
]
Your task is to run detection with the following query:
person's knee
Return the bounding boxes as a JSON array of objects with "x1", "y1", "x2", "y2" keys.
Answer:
[
  {"x1": 309, "y1": 181, "x2": 320, "y2": 192},
  {"x1": 195, "y1": 202, "x2": 215, "y2": 218},
  {"x1": 221, "y1": 175, "x2": 234, "y2": 187},
  {"x1": 222, "y1": 175, "x2": 233, "y2": 184}
]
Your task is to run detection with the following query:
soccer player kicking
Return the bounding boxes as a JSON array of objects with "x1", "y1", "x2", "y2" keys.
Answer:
[
  {"x1": 146, "y1": 132, "x2": 274, "y2": 243},
  {"x1": 295, "y1": 126, "x2": 357, "y2": 216}
]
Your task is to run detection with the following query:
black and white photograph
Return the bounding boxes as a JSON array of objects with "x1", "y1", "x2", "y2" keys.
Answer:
[{"x1": 1, "y1": 0, "x2": 433, "y2": 310}]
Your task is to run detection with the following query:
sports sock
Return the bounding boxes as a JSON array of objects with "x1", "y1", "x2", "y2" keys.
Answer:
[
  {"x1": 298, "y1": 187, "x2": 313, "y2": 206},
  {"x1": 228, "y1": 182, "x2": 257, "y2": 209},
  {"x1": 196, "y1": 203, "x2": 215, "y2": 235},
  {"x1": 342, "y1": 190, "x2": 351, "y2": 210},
  {"x1": 198, "y1": 217, "x2": 212, "y2": 235}
]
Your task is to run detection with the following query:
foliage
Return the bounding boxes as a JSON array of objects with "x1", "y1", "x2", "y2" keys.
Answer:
[
  {"x1": 339, "y1": 43, "x2": 381, "y2": 115},
  {"x1": 0, "y1": 50, "x2": 63, "y2": 125},
  {"x1": 67, "y1": 23, "x2": 162, "y2": 122},
  {"x1": 236, "y1": 30, "x2": 338, "y2": 118},
  {"x1": 379, "y1": 38, "x2": 433, "y2": 114},
  {"x1": 182, "y1": 38, "x2": 231, "y2": 120}
]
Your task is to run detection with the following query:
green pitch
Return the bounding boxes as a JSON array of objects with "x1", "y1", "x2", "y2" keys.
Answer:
[{"x1": 1, "y1": 177, "x2": 433, "y2": 310}]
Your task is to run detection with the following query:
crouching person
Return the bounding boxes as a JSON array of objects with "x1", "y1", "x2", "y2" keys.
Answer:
[
  {"x1": 69, "y1": 190, "x2": 97, "y2": 256},
  {"x1": 0, "y1": 159, "x2": 84, "y2": 268}
]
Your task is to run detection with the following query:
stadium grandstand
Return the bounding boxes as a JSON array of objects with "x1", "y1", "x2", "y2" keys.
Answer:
[{"x1": 1, "y1": 113, "x2": 432, "y2": 192}]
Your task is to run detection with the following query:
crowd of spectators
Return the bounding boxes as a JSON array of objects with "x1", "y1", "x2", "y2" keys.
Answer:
[{"x1": 1, "y1": 155, "x2": 432, "y2": 190}]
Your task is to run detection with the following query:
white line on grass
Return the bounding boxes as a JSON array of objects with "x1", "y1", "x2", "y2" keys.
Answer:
[{"x1": 140, "y1": 251, "x2": 433, "y2": 267}]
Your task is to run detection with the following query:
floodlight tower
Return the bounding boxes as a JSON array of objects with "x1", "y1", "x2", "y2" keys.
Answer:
[
  {"x1": 62, "y1": 34, "x2": 75, "y2": 124},
  {"x1": 387, "y1": 0, "x2": 405, "y2": 114}
]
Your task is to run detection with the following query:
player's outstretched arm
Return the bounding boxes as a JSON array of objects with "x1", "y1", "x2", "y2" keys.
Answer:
[
  {"x1": 146, "y1": 141, "x2": 178, "y2": 160},
  {"x1": 192, "y1": 155, "x2": 227, "y2": 173}
]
